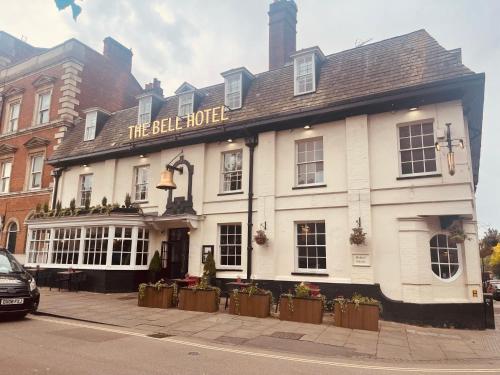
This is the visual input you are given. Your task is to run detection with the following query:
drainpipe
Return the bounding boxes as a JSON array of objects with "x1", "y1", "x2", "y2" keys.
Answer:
[
  {"x1": 244, "y1": 135, "x2": 258, "y2": 281},
  {"x1": 50, "y1": 167, "x2": 64, "y2": 209}
]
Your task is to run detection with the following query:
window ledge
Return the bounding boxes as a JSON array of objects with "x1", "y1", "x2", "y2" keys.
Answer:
[
  {"x1": 216, "y1": 268, "x2": 243, "y2": 272},
  {"x1": 218, "y1": 191, "x2": 244, "y2": 196},
  {"x1": 291, "y1": 272, "x2": 329, "y2": 277},
  {"x1": 292, "y1": 184, "x2": 327, "y2": 190},
  {"x1": 397, "y1": 173, "x2": 442, "y2": 181}
]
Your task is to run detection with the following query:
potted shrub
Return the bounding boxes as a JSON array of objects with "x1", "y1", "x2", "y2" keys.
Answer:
[
  {"x1": 350, "y1": 219, "x2": 366, "y2": 245},
  {"x1": 178, "y1": 277, "x2": 220, "y2": 313},
  {"x1": 334, "y1": 293, "x2": 380, "y2": 331},
  {"x1": 254, "y1": 230, "x2": 268, "y2": 245},
  {"x1": 203, "y1": 252, "x2": 216, "y2": 286},
  {"x1": 229, "y1": 283, "x2": 272, "y2": 318},
  {"x1": 279, "y1": 282, "x2": 324, "y2": 324},
  {"x1": 448, "y1": 222, "x2": 467, "y2": 244},
  {"x1": 149, "y1": 250, "x2": 162, "y2": 282},
  {"x1": 138, "y1": 279, "x2": 175, "y2": 308}
]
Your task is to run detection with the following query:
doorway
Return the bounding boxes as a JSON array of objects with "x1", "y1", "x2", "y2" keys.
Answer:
[
  {"x1": 165, "y1": 228, "x2": 190, "y2": 279},
  {"x1": 6, "y1": 222, "x2": 17, "y2": 253}
]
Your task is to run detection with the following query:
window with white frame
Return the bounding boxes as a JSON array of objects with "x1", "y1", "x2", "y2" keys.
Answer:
[
  {"x1": 221, "y1": 150, "x2": 242, "y2": 192},
  {"x1": 219, "y1": 224, "x2": 242, "y2": 266},
  {"x1": 136, "y1": 228, "x2": 149, "y2": 266},
  {"x1": 84, "y1": 111, "x2": 97, "y2": 141},
  {"x1": 78, "y1": 174, "x2": 93, "y2": 207},
  {"x1": 84, "y1": 226, "x2": 109, "y2": 265},
  {"x1": 51, "y1": 227, "x2": 81, "y2": 265},
  {"x1": 0, "y1": 160, "x2": 12, "y2": 194},
  {"x1": 430, "y1": 234, "x2": 460, "y2": 280},
  {"x1": 399, "y1": 122, "x2": 437, "y2": 175},
  {"x1": 296, "y1": 221, "x2": 326, "y2": 270},
  {"x1": 296, "y1": 138, "x2": 323, "y2": 186},
  {"x1": 294, "y1": 54, "x2": 315, "y2": 95},
  {"x1": 6, "y1": 101, "x2": 20, "y2": 133},
  {"x1": 27, "y1": 229, "x2": 50, "y2": 264},
  {"x1": 36, "y1": 91, "x2": 51, "y2": 125},
  {"x1": 225, "y1": 75, "x2": 242, "y2": 110},
  {"x1": 178, "y1": 93, "x2": 194, "y2": 117},
  {"x1": 112, "y1": 227, "x2": 133, "y2": 265},
  {"x1": 134, "y1": 165, "x2": 149, "y2": 201},
  {"x1": 28, "y1": 154, "x2": 43, "y2": 190},
  {"x1": 138, "y1": 96, "x2": 152, "y2": 125}
]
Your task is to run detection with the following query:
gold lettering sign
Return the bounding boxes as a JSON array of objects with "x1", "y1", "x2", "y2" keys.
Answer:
[{"x1": 128, "y1": 105, "x2": 229, "y2": 140}]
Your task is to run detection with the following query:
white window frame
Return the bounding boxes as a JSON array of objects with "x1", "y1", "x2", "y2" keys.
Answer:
[
  {"x1": 136, "y1": 228, "x2": 150, "y2": 266},
  {"x1": 133, "y1": 165, "x2": 149, "y2": 202},
  {"x1": 294, "y1": 53, "x2": 316, "y2": 96},
  {"x1": 218, "y1": 223, "x2": 242, "y2": 268},
  {"x1": 78, "y1": 174, "x2": 93, "y2": 207},
  {"x1": 138, "y1": 96, "x2": 152, "y2": 125},
  {"x1": 0, "y1": 159, "x2": 12, "y2": 194},
  {"x1": 84, "y1": 111, "x2": 98, "y2": 141},
  {"x1": 111, "y1": 226, "x2": 133, "y2": 266},
  {"x1": 220, "y1": 150, "x2": 243, "y2": 193},
  {"x1": 28, "y1": 154, "x2": 44, "y2": 190},
  {"x1": 27, "y1": 228, "x2": 51, "y2": 264},
  {"x1": 6, "y1": 100, "x2": 20, "y2": 133},
  {"x1": 295, "y1": 137, "x2": 324, "y2": 187},
  {"x1": 224, "y1": 74, "x2": 242, "y2": 110},
  {"x1": 178, "y1": 92, "x2": 194, "y2": 117},
  {"x1": 429, "y1": 233, "x2": 462, "y2": 282},
  {"x1": 397, "y1": 120, "x2": 440, "y2": 178},
  {"x1": 295, "y1": 221, "x2": 327, "y2": 273},
  {"x1": 35, "y1": 90, "x2": 51, "y2": 125}
]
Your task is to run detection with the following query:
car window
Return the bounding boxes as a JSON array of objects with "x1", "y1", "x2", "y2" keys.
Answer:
[{"x1": 0, "y1": 252, "x2": 23, "y2": 274}]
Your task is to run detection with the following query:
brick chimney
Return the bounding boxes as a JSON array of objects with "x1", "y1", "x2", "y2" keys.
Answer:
[
  {"x1": 144, "y1": 78, "x2": 163, "y2": 98},
  {"x1": 268, "y1": 0, "x2": 297, "y2": 70},
  {"x1": 103, "y1": 37, "x2": 133, "y2": 72}
]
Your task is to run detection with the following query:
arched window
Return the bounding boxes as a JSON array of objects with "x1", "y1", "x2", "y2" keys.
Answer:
[
  {"x1": 6, "y1": 222, "x2": 18, "y2": 253},
  {"x1": 430, "y1": 234, "x2": 459, "y2": 280}
]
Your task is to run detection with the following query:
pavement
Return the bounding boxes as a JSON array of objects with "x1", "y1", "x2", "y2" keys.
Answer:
[{"x1": 34, "y1": 288, "x2": 500, "y2": 364}]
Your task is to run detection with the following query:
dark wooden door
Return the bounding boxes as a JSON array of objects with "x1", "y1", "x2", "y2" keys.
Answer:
[{"x1": 166, "y1": 228, "x2": 190, "y2": 279}]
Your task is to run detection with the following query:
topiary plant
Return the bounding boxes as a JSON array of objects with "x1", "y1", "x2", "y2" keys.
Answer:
[
  {"x1": 149, "y1": 250, "x2": 162, "y2": 282},
  {"x1": 101, "y1": 196, "x2": 108, "y2": 207},
  {"x1": 124, "y1": 193, "x2": 132, "y2": 208},
  {"x1": 43, "y1": 202, "x2": 49, "y2": 213},
  {"x1": 84, "y1": 198, "x2": 90, "y2": 210},
  {"x1": 69, "y1": 198, "x2": 76, "y2": 213},
  {"x1": 203, "y1": 252, "x2": 216, "y2": 285}
]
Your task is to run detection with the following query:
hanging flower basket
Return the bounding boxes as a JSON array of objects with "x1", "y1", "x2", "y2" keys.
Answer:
[
  {"x1": 349, "y1": 219, "x2": 366, "y2": 246},
  {"x1": 448, "y1": 222, "x2": 467, "y2": 244},
  {"x1": 254, "y1": 230, "x2": 268, "y2": 245}
]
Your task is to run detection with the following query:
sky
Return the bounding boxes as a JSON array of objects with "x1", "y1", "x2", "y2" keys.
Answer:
[{"x1": 1, "y1": 0, "x2": 499, "y2": 232}]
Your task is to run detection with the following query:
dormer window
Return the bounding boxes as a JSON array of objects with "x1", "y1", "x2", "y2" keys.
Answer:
[
  {"x1": 84, "y1": 111, "x2": 97, "y2": 141},
  {"x1": 224, "y1": 75, "x2": 242, "y2": 110},
  {"x1": 138, "y1": 96, "x2": 152, "y2": 125},
  {"x1": 178, "y1": 93, "x2": 194, "y2": 117},
  {"x1": 292, "y1": 47, "x2": 325, "y2": 96}
]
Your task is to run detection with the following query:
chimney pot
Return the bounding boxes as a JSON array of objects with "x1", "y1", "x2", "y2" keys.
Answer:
[{"x1": 268, "y1": 0, "x2": 297, "y2": 70}]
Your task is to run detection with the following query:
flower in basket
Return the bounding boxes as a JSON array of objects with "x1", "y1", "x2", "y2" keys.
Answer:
[
  {"x1": 253, "y1": 230, "x2": 268, "y2": 245},
  {"x1": 448, "y1": 222, "x2": 467, "y2": 244},
  {"x1": 349, "y1": 220, "x2": 367, "y2": 245}
]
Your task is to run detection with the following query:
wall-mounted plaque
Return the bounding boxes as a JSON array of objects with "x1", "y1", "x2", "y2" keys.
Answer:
[
  {"x1": 201, "y1": 245, "x2": 214, "y2": 264},
  {"x1": 352, "y1": 254, "x2": 371, "y2": 267}
]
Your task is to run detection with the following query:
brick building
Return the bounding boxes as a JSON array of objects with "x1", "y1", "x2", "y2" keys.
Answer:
[{"x1": 0, "y1": 31, "x2": 141, "y2": 259}]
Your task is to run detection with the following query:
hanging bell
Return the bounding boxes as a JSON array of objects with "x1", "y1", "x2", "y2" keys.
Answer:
[{"x1": 156, "y1": 168, "x2": 177, "y2": 190}]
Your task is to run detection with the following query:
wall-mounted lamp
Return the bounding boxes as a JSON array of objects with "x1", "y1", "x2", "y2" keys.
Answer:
[
  {"x1": 82, "y1": 164, "x2": 88, "y2": 168},
  {"x1": 227, "y1": 138, "x2": 233, "y2": 143},
  {"x1": 139, "y1": 154, "x2": 146, "y2": 158},
  {"x1": 434, "y1": 123, "x2": 464, "y2": 176},
  {"x1": 408, "y1": 107, "x2": 419, "y2": 111},
  {"x1": 303, "y1": 125, "x2": 312, "y2": 130}
]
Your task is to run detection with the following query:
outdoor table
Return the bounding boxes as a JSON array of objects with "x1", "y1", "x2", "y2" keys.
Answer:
[{"x1": 57, "y1": 270, "x2": 84, "y2": 291}]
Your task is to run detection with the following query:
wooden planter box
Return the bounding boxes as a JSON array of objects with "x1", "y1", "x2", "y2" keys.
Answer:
[
  {"x1": 279, "y1": 296, "x2": 323, "y2": 324},
  {"x1": 334, "y1": 302, "x2": 379, "y2": 331},
  {"x1": 229, "y1": 293, "x2": 270, "y2": 318},
  {"x1": 178, "y1": 288, "x2": 218, "y2": 313},
  {"x1": 138, "y1": 286, "x2": 174, "y2": 308}
]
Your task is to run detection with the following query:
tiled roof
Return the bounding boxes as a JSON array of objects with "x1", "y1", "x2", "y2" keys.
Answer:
[{"x1": 53, "y1": 29, "x2": 475, "y2": 161}]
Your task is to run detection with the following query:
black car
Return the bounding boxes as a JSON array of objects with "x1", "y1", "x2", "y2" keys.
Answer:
[{"x1": 0, "y1": 249, "x2": 40, "y2": 318}]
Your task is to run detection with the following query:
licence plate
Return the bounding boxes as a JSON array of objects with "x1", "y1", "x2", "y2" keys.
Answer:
[{"x1": 1, "y1": 298, "x2": 24, "y2": 305}]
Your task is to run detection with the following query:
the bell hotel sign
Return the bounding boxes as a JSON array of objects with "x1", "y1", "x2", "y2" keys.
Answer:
[{"x1": 128, "y1": 105, "x2": 228, "y2": 140}]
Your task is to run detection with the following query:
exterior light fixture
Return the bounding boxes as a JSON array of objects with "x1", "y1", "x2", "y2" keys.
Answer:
[
  {"x1": 409, "y1": 107, "x2": 419, "y2": 111},
  {"x1": 227, "y1": 138, "x2": 233, "y2": 143},
  {"x1": 139, "y1": 154, "x2": 145, "y2": 158},
  {"x1": 83, "y1": 164, "x2": 88, "y2": 167},
  {"x1": 434, "y1": 123, "x2": 464, "y2": 176},
  {"x1": 304, "y1": 125, "x2": 311, "y2": 129}
]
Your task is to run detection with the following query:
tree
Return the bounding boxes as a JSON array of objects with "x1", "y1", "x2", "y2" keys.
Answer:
[{"x1": 489, "y1": 244, "x2": 500, "y2": 278}]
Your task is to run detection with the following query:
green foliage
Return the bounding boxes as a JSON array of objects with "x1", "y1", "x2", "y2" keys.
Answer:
[
  {"x1": 448, "y1": 222, "x2": 467, "y2": 243},
  {"x1": 203, "y1": 252, "x2": 216, "y2": 279},
  {"x1": 101, "y1": 197, "x2": 108, "y2": 207},
  {"x1": 55, "y1": 200, "x2": 62, "y2": 213},
  {"x1": 43, "y1": 202, "x2": 49, "y2": 213},
  {"x1": 294, "y1": 282, "x2": 311, "y2": 298},
  {"x1": 124, "y1": 193, "x2": 132, "y2": 208},
  {"x1": 84, "y1": 198, "x2": 90, "y2": 210},
  {"x1": 482, "y1": 228, "x2": 499, "y2": 248},
  {"x1": 138, "y1": 279, "x2": 171, "y2": 300},
  {"x1": 149, "y1": 250, "x2": 162, "y2": 273},
  {"x1": 69, "y1": 198, "x2": 76, "y2": 213}
]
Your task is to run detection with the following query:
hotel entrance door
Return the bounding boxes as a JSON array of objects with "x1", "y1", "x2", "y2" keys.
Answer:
[{"x1": 165, "y1": 228, "x2": 190, "y2": 279}]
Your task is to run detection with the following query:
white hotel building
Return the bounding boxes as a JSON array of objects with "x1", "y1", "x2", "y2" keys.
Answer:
[{"x1": 23, "y1": 1, "x2": 486, "y2": 328}]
